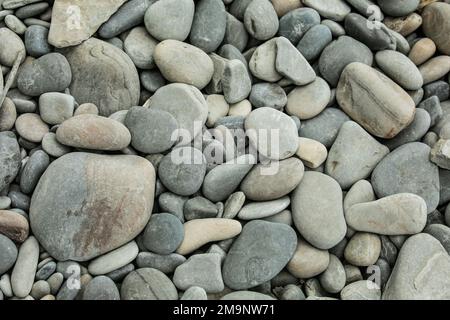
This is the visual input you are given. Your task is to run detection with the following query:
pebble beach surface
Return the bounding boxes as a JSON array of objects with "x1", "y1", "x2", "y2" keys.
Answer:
[{"x1": 1, "y1": 0, "x2": 450, "y2": 301}]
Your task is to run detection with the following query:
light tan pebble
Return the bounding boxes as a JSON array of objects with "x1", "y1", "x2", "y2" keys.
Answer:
[
  {"x1": 419, "y1": 55, "x2": 450, "y2": 84},
  {"x1": 11, "y1": 236, "x2": 40, "y2": 298},
  {"x1": 15, "y1": 113, "x2": 49, "y2": 143},
  {"x1": 383, "y1": 13, "x2": 422, "y2": 36},
  {"x1": 47, "y1": 273, "x2": 64, "y2": 295},
  {"x1": 5, "y1": 15, "x2": 27, "y2": 34},
  {"x1": 0, "y1": 97, "x2": 16, "y2": 131},
  {"x1": 74, "y1": 103, "x2": 99, "y2": 116},
  {"x1": 270, "y1": 0, "x2": 302, "y2": 17},
  {"x1": 206, "y1": 94, "x2": 229, "y2": 127},
  {"x1": 287, "y1": 238, "x2": 330, "y2": 279},
  {"x1": 228, "y1": 99, "x2": 252, "y2": 117},
  {"x1": 40, "y1": 294, "x2": 55, "y2": 300},
  {"x1": 344, "y1": 233, "x2": 381, "y2": 267},
  {"x1": 419, "y1": 0, "x2": 438, "y2": 10},
  {"x1": 295, "y1": 137, "x2": 328, "y2": 169},
  {"x1": 176, "y1": 218, "x2": 242, "y2": 255},
  {"x1": 30, "y1": 280, "x2": 51, "y2": 300},
  {"x1": 408, "y1": 38, "x2": 436, "y2": 65}
]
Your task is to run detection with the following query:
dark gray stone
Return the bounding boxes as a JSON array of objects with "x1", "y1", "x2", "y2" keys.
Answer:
[
  {"x1": 142, "y1": 213, "x2": 184, "y2": 255},
  {"x1": 183, "y1": 197, "x2": 218, "y2": 220},
  {"x1": 35, "y1": 261, "x2": 56, "y2": 281},
  {"x1": 140, "y1": 70, "x2": 166, "y2": 93},
  {"x1": 0, "y1": 132, "x2": 21, "y2": 192},
  {"x1": 136, "y1": 252, "x2": 186, "y2": 274},
  {"x1": 158, "y1": 192, "x2": 188, "y2": 222},
  {"x1": 418, "y1": 96, "x2": 442, "y2": 127},
  {"x1": 223, "y1": 13, "x2": 248, "y2": 52},
  {"x1": 244, "y1": 0, "x2": 279, "y2": 41},
  {"x1": 278, "y1": 8, "x2": 320, "y2": 45},
  {"x1": 15, "y1": 2, "x2": 49, "y2": 19},
  {"x1": 0, "y1": 234, "x2": 17, "y2": 275},
  {"x1": 82, "y1": 276, "x2": 120, "y2": 300},
  {"x1": 24, "y1": 25, "x2": 52, "y2": 57},
  {"x1": 297, "y1": 24, "x2": 332, "y2": 61},
  {"x1": 20, "y1": 150, "x2": 50, "y2": 194},
  {"x1": 249, "y1": 83, "x2": 287, "y2": 110},
  {"x1": 423, "y1": 81, "x2": 450, "y2": 102},
  {"x1": 377, "y1": 0, "x2": 420, "y2": 17}
]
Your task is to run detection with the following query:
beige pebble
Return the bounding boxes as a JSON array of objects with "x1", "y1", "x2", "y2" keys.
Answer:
[
  {"x1": 383, "y1": 13, "x2": 422, "y2": 36},
  {"x1": 0, "y1": 97, "x2": 16, "y2": 131},
  {"x1": 40, "y1": 294, "x2": 56, "y2": 300},
  {"x1": 228, "y1": 99, "x2": 252, "y2": 117},
  {"x1": 344, "y1": 233, "x2": 381, "y2": 267},
  {"x1": 287, "y1": 238, "x2": 330, "y2": 279},
  {"x1": 408, "y1": 38, "x2": 436, "y2": 65},
  {"x1": 74, "y1": 103, "x2": 99, "y2": 116},
  {"x1": 271, "y1": 0, "x2": 302, "y2": 17},
  {"x1": 177, "y1": 218, "x2": 242, "y2": 255},
  {"x1": 419, "y1": 55, "x2": 450, "y2": 84},
  {"x1": 296, "y1": 137, "x2": 328, "y2": 169},
  {"x1": 15, "y1": 113, "x2": 49, "y2": 143},
  {"x1": 0, "y1": 210, "x2": 29, "y2": 243},
  {"x1": 206, "y1": 94, "x2": 229, "y2": 127}
]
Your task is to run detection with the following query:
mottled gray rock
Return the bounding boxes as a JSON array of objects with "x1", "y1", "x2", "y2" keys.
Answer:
[
  {"x1": 422, "y1": 3, "x2": 450, "y2": 56},
  {"x1": 24, "y1": 25, "x2": 51, "y2": 57},
  {"x1": 223, "y1": 192, "x2": 246, "y2": 219},
  {"x1": 35, "y1": 261, "x2": 57, "y2": 281},
  {"x1": 158, "y1": 192, "x2": 188, "y2": 222},
  {"x1": 30, "y1": 153, "x2": 155, "y2": 261},
  {"x1": 0, "y1": 98, "x2": 16, "y2": 132},
  {"x1": 41, "y1": 133, "x2": 71, "y2": 158},
  {"x1": 223, "y1": 220, "x2": 297, "y2": 290},
  {"x1": 183, "y1": 197, "x2": 218, "y2": 220},
  {"x1": 278, "y1": 8, "x2": 320, "y2": 45},
  {"x1": 0, "y1": 132, "x2": 21, "y2": 192},
  {"x1": 419, "y1": 96, "x2": 442, "y2": 127},
  {"x1": 303, "y1": 0, "x2": 351, "y2": 21},
  {"x1": 180, "y1": 286, "x2": 207, "y2": 300},
  {"x1": 341, "y1": 280, "x2": 381, "y2": 300},
  {"x1": 326, "y1": 121, "x2": 389, "y2": 189},
  {"x1": 0, "y1": 27, "x2": 26, "y2": 67},
  {"x1": 121, "y1": 268, "x2": 178, "y2": 300},
  {"x1": 39, "y1": 93, "x2": 74, "y2": 126},
  {"x1": 319, "y1": 254, "x2": 346, "y2": 294},
  {"x1": 140, "y1": 70, "x2": 166, "y2": 93},
  {"x1": 249, "y1": 83, "x2": 287, "y2": 110},
  {"x1": 371, "y1": 142, "x2": 440, "y2": 214},
  {"x1": 244, "y1": 0, "x2": 279, "y2": 41},
  {"x1": 158, "y1": 147, "x2": 206, "y2": 196},
  {"x1": 82, "y1": 276, "x2": 120, "y2": 300},
  {"x1": 125, "y1": 107, "x2": 177, "y2": 154},
  {"x1": 143, "y1": 213, "x2": 183, "y2": 255},
  {"x1": 383, "y1": 233, "x2": 450, "y2": 300},
  {"x1": 136, "y1": 252, "x2": 186, "y2": 274},
  {"x1": 297, "y1": 24, "x2": 332, "y2": 61},
  {"x1": 64, "y1": 38, "x2": 139, "y2": 116},
  {"x1": 249, "y1": 38, "x2": 281, "y2": 82},
  {"x1": 0, "y1": 234, "x2": 17, "y2": 275},
  {"x1": 173, "y1": 254, "x2": 224, "y2": 293},
  {"x1": 222, "y1": 60, "x2": 252, "y2": 104},
  {"x1": 17, "y1": 53, "x2": 71, "y2": 96},
  {"x1": 224, "y1": 13, "x2": 248, "y2": 52},
  {"x1": 424, "y1": 224, "x2": 450, "y2": 255},
  {"x1": 238, "y1": 196, "x2": 290, "y2": 220},
  {"x1": 20, "y1": 150, "x2": 49, "y2": 194},
  {"x1": 378, "y1": 0, "x2": 419, "y2": 17},
  {"x1": 123, "y1": 26, "x2": 158, "y2": 70}
]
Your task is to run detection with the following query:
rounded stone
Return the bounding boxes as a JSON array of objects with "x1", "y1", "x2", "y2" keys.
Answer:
[
  {"x1": 181, "y1": 286, "x2": 207, "y2": 300},
  {"x1": 341, "y1": 280, "x2": 381, "y2": 300},
  {"x1": 287, "y1": 238, "x2": 330, "y2": 279},
  {"x1": 344, "y1": 233, "x2": 381, "y2": 267},
  {"x1": 222, "y1": 220, "x2": 297, "y2": 290},
  {"x1": 0, "y1": 234, "x2": 17, "y2": 275},
  {"x1": 39, "y1": 92, "x2": 75, "y2": 125},
  {"x1": 64, "y1": 38, "x2": 140, "y2": 117},
  {"x1": 224, "y1": 13, "x2": 249, "y2": 52},
  {"x1": 158, "y1": 147, "x2": 206, "y2": 196},
  {"x1": 140, "y1": 70, "x2": 166, "y2": 93},
  {"x1": 0, "y1": 27, "x2": 26, "y2": 67},
  {"x1": 371, "y1": 142, "x2": 439, "y2": 214},
  {"x1": 124, "y1": 107, "x2": 178, "y2": 154},
  {"x1": 278, "y1": 8, "x2": 320, "y2": 45},
  {"x1": 303, "y1": 0, "x2": 351, "y2": 21},
  {"x1": 24, "y1": 25, "x2": 52, "y2": 57},
  {"x1": 123, "y1": 26, "x2": 158, "y2": 70},
  {"x1": 295, "y1": 137, "x2": 328, "y2": 169},
  {"x1": 30, "y1": 152, "x2": 155, "y2": 261},
  {"x1": 56, "y1": 114, "x2": 131, "y2": 151},
  {"x1": 319, "y1": 254, "x2": 346, "y2": 294},
  {"x1": 20, "y1": 150, "x2": 50, "y2": 195},
  {"x1": 15, "y1": 113, "x2": 49, "y2": 143},
  {"x1": 291, "y1": 171, "x2": 346, "y2": 250},
  {"x1": 238, "y1": 196, "x2": 291, "y2": 220},
  {"x1": 0, "y1": 98, "x2": 17, "y2": 132},
  {"x1": 88, "y1": 241, "x2": 139, "y2": 275},
  {"x1": 286, "y1": 77, "x2": 330, "y2": 120},
  {"x1": 297, "y1": 24, "x2": 332, "y2": 61},
  {"x1": 82, "y1": 276, "x2": 120, "y2": 300},
  {"x1": 17, "y1": 53, "x2": 71, "y2": 96},
  {"x1": 378, "y1": 0, "x2": 419, "y2": 17},
  {"x1": 245, "y1": 107, "x2": 299, "y2": 160},
  {"x1": 144, "y1": 0, "x2": 195, "y2": 42},
  {"x1": 408, "y1": 37, "x2": 436, "y2": 66},
  {"x1": 11, "y1": 236, "x2": 39, "y2": 298},
  {"x1": 121, "y1": 268, "x2": 178, "y2": 300},
  {"x1": 419, "y1": 56, "x2": 450, "y2": 85},
  {"x1": 142, "y1": 213, "x2": 184, "y2": 255},
  {"x1": 136, "y1": 252, "x2": 186, "y2": 274},
  {"x1": 74, "y1": 103, "x2": 99, "y2": 116},
  {"x1": 249, "y1": 83, "x2": 287, "y2": 110},
  {"x1": 244, "y1": 0, "x2": 279, "y2": 41},
  {"x1": 422, "y1": 3, "x2": 450, "y2": 56},
  {"x1": 154, "y1": 40, "x2": 214, "y2": 90},
  {"x1": 41, "y1": 133, "x2": 71, "y2": 158},
  {"x1": 0, "y1": 210, "x2": 29, "y2": 243},
  {"x1": 0, "y1": 132, "x2": 21, "y2": 192},
  {"x1": 241, "y1": 157, "x2": 304, "y2": 201},
  {"x1": 249, "y1": 38, "x2": 282, "y2": 82}
]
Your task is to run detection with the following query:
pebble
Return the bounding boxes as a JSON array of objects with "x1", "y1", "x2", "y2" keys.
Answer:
[
  {"x1": 345, "y1": 193, "x2": 427, "y2": 235},
  {"x1": 221, "y1": 291, "x2": 275, "y2": 300},
  {"x1": 295, "y1": 137, "x2": 327, "y2": 169},
  {"x1": 0, "y1": 27, "x2": 26, "y2": 67},
  {"x1": 35, "y1": 261, "x2": 57, "y2": 281},
  {"x1": 142, "y1": 213, "x2": 183, "y2": 254},
  {"x1": 223, "y1": 192, "x2": 246, "y2": 219},
  {"x1": 238, "y1": 196, "x2": 290, "y2": 220},
  {"x1": 297, "y1": 24, "x2": 332, "y2": 61},
  {"x1": 184, "y1": 197, "x2": 218, "y2": 220},
  {"x1": 106, "y1": 263, "x2": 135, "y2": 282},
  {"x1": 0, "y1": 132, "x2": 21, "y2": 192},
  {"x1": 291, "y1": 172, "x2": 346, "y2": 250},
  {"x1": 0, "y1": 274, "x2": 13, "y2": 298},
  {"x1": 123, "y1": 26, "x2": 158, "y2": 70},
  {"x1": 11, "y1": 236, "x2": 39, "y2": 298},
  {"x1": 24, "y1": 25, "x2": 51, "y2": 57},
  {"x1": 420, "y1": 96, "x2": 442, "y2": 127},
  {"x1": 303, "y1": 0, "x2": 350, "y2": 21},
  {"x1": 383, "y1": 233, "x2": 450, "y2": 299},
  {"x1": 222, "y1": 220, "x2": 297, "y2": 290},
  {"x1": 271, "y1": 0, "x2": 302, "y2": 17},
  {"x1": 82, "y1": 276, "x2": 120, "y2": 300},
  {"x1": 287, "y1": 237, "x2": 330, "y2": 279},
  {"x1": 244, "y1": 0, "x2": 279, "y2": 41},
  {"x1": 422, "y1": 2, "x2": 450, "y2": 55},
  {"x1": 419, "y1": 56, "x2": 450, "y2": 85},
  {"x1": 173, "y1": 253, "x2": 224, "y2": 293},
  {"x1": 136, "y1": 252, "x2": 186, "y2": 274},
  {"x1": 30, "y1": 153, "x2": 155, "y2": 261},
  {"x1": 341, "y1": 280, "x2": 381, "y2": 300},
  {"x1": 337, "y1": 62, "x2": 415, "y2": 139},
  {"x1": 19, "y1": 150, "x2": 49, "y2": 194},
  {"x1": 88, "y1": 241, "x2": 139, "y2": 276},
  {"x1": 39, "y1": 92, "x2": 74, "y2": 125},
  {"x1": 0, "y1": 196, "x2": 11, "y2": 210},
  {"x1": 372, "y1": 142, "x2": 439, "y2": 214},
  {"x1": 121, "y1": 268, "x2": 178, "y2": 300},
  {"x1": 176, "y1": 218, "x2": 242, "y2": 256},
  {"x1": 408, "y1": 37, "x2": 436, "y2": 65},
  {"x1": 41, "y1": 133, "x2": 71, "y2": 158},
  {"x1": 245, "y1": 107, "x2": 299, "y2": 160},
  {"x1": 249, "y1": 83, "x2": 286, "y2": 110},
  {"x1": 0, "y1": 98, "x2": 16, "y2": 132},
  {"x1": 140, "y1": 70, "x2": 166, "y2": 93},
  {"x1": 222, "y1": 60, "x2": 252, "y2": 104},
  {"x1": 319, "y1": 36, "x2": 373, "y2": 87},
  {"x1": 278, "y1": 8, "x2": 320, "y2": 45},
  {"x1": 430, "y1": 139, "x2": 450, "y2": 170},
  {"x1": 241, "y1": 157, "x2": 304, "y2": 201},
  {"x1": 144, "y1": 0, "x2": 194, "y2": 42},
  {"x1": 47, "y1": 273, "x2": 63, "y2": 295},
  {"x1": 30, "y1": 280, "x2": 50, "y2": 300},
  {"x1": 286, "y1": 77, "x2": 330, "y2": 120},
  {"x1": 249, "y1": 38, "x2": 281, "y2": 82},
  {"x1": 319, "y1": 254, "x2": 346, "y2": 294},
  {"x1": 224, "y1": 13, "x2": 248, "y2": 52},
  {"x1": 0, "y1": 210, "x2": 29, "y2": 243},
  {"x1": 0, "y1": 234, "x2": 17, "y2": 275},
  {"x1": 424, "y1": 81, "x2": 449, "y2": 101},
  {"x1": 325, "y1": 121, "x2": 389, "y2": 189},
  {"x1": 180, "y1": 286, "x2": 207, "y2": 300},
  {"x1": 344, "y1": 233, "x2": 381, "y2": 267},
  {"x1": 206, "y1": 95, "x2": 229, "y2": 127},
  {"x1": 15, "y1": 113, "x2": 49, "y2": 143},
  {"x1": 64, "y1": 38, "x2": 140, "y2": 116},
  {"x1": 56, "y1": 114, "x2": 131, "y2": 151}
]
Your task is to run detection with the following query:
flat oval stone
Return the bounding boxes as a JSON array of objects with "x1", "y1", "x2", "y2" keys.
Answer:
[
  {"x1": 0, "y1": 210, "x2": 29, "y2": 243},
  {"x1": 244, "y1": 0, "x2": 279, "y2": 41},
  {"x1": 371, "y1": 142, "x2": 439, "y2": 213},
  {"x1": 287, "y1": 237, "x2": 329, "y2": 279},
  {"x1": 24, "y1": 25, "x2": 52, "y2": 57},
  {"x1": 408, "y1": 37, "x2": 436, "y2": 66},
  {"x1": 17, "y1": 53, "x2": 71, "y2": 96},
  {"x1": 278, "y1": 8, "x2": 320, "y2": 45},
  {"x1": 0, "y1": 27, "x2": 26, "y2": 67},
  {"x1": 344, "y1": 233, "x2": 381, "y2": 267},
  {"x1": 303, "y1": 0, "x2": 351, "y2": 21},
  {"x1": 238, "y1": 196, "x2": 290, "y2": 220},
  {"x1": 0, "y1": 98, "x2": 16, "y2": 132},
  {"x1": 325, "y1": 121, "x2": 390, "y2": 190},
  {"x1": 142, "y1": 213, "x2": 183, "y2": 255},
  {"x1": 123, "y1": 26, "x2": 158, "y2": 70},
  {"x1": 297, "y1": 24, "x2": 332, "y2": 61},
  {"x1": 319, "y1": 254, "x2": 346, "y2": 294},
  {"x1": 177, "y1": 218, "x2": 242, "y2": 255},
  {"x1": 319, "y1": 35, "x2": 373, "y2": 87},
  {"x1": 11, "y1": 236, "x2": 39, "y2": 298},
  {"x1": 422, "y1": 3, "x2": 450, "y2": 56},
  {"x1": 15, "y1": 113, "x2": 49, "y2": 143},
  {"x1": 136, "y1": 252, "x2": 186, "y2": 274},
  {"x1": 42, "y1": 133, "x2": 71, "y2": 158},
  {"x1": 82, "y1": 276, "x2": 120, "y2": 300},
  {"x1": 0, "y1": 234, "x2": 17, "y2": 275},
  {"x1": 121, "y1": 268, "x2": 178, "y2": 300},
  {"x1": 88, "y1": 241, "x2": 139, "y2": 275},
  {"x1": 291, "y1": 171, "x2": 346, "y2": 250},
  {"x1": 124, "y1": 107, "x2": 177, "y2": 154},
  {"x1": 222, "y1": 220, "x2": 297, "y2": 290},
  {"x1": 64, "y1": 38, "x2": 140, "y2": 117},
  {"x1": 39, "y1": 92, "x2": 75, "y2": 125},
  {"x1": 144, "y1": 0, "x2": 194, "y2": 41},
  {"x1": 158, "y1": 147, "x2": 206, "y2": 196},
  {"x1": 30, "y1": 152, "x2": 155, "y2": 261},
  {"x1": 419, "y1": 56, "x2": 450, "y2": 85},
  {"x1": 345, "y1": 194, "x2": 427, "y2": 235},
  {"x1": 375, "y1": 50, "x2": 423, "y2": 91},
  {"x1": 0, "y1": 132, "x2": 21, "y2": 192},
  {"x1": 245, "y1": 107, "x2": 299, "y2": 160},
  {"x1": 383, "y1": 233, "x2": 450, "y2": 299},
  {"x1": 56, "y1": 115, "x2": 131, "y2": 151},
  {"x1": 337, "y1": 62, "x2": 415, "y2": 139},
  {"x1": 286, "y1": 77, "x2": 330, "y2": 120},
  {"x1": 241, "y1": 158, "x2": 304, "y2": 201},
  {"x1": 189, "y1": 0, "x2": 226, "y2": 53},
  {"x1": 20, "y1": 150, "x2": 50, "y2": 194}
]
